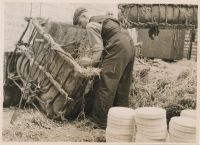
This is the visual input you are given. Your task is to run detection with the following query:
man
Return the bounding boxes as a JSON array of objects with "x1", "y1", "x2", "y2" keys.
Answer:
[
  {"x1": 73, "y1": 8, "x2": 108, "y2": 67},
  {"x1": 73, "y1": 8, "x2": 135, "y2": 129}
]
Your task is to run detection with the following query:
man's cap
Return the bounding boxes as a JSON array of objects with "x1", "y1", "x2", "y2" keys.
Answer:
[{"x1": 73, "y1": 7, "x2": 88, "y2": 25}]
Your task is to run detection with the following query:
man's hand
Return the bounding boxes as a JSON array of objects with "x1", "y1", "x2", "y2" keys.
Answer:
[
  {"x1": 78, "y1": 57, "x2": 92, "y2": 67},
  {"x1": 134, "y1": 41, "x2": 143, "y2": 47}
]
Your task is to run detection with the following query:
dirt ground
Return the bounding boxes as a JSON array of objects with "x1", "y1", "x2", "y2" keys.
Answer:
[{"x1": 2, "y1": 108, "x2": 105, "y2": 142}]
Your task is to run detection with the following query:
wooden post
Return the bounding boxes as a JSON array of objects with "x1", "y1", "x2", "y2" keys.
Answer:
[
  {"x1": 30, "y1": 3, "x2": 32, "y2": 17},
  {"x1": 39, "y1": 3, "x2": 42, "y2": 17}
]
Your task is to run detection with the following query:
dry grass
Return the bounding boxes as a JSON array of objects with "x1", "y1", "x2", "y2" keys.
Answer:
[
  {"x1": 129, "y1": 58, "x2": 197, "y2": 124},
  {"x1": 3, "y1": 58, "x2": 197, "y2": 142},
  {"x1": 3, "y1": 108, "x2": 105, "y2": 142},
  {"x1": 130, "y1": 59, "x2": 196, "y2": 107}
]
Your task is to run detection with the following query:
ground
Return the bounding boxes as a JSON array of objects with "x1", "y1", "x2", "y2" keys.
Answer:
[{"x1": 3, "y1": 108, "x2": 105, "y2": 142}]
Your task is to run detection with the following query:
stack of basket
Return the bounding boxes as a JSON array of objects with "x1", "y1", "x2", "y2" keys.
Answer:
[
  {"x1": 180, "y1": 109, "x2": 196, "y2": 119},
  {"x1": 134, "y1": 107, "x2": 167, "y2": 142},
  {"x1": 106, "y1": 107, "x2": 135, "y2": 142},
  {"x1": 169, "y1": 116, "x2": 196, "y2": 143}
]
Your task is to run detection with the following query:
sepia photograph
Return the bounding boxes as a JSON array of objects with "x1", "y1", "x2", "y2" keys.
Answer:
[{"x1": 1, "y1": 0, "x2": 199, "y2": 144}]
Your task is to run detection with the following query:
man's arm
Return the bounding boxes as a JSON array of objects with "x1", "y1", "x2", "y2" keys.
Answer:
[
  {"x1": 86, "y1": 22, "x2": 104, "y2": 66},
  {"x1": 79, "y1": 22, "x2": 104, "y2": 67}
]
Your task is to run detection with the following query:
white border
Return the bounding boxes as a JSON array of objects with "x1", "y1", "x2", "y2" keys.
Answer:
[{"x1": 0, "y1": 0, "x2": 199, "y2": 145}]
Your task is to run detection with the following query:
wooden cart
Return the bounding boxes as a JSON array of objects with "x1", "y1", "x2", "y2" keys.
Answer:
[{"x1": 4, "y1": 17, "x2": 100, "y2": 120}]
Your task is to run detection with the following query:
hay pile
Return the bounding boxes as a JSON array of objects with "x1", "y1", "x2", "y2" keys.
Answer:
[
  {"x1": 2, "y1": 58, "x2": 196, "y2": 141},
  {"x1": 129, "y1": 58, "x2": 197, "y2": 125},
  {"x1": 3, "y1": 108, "x2": 105, "y2": 142},
  {"x1": 44, "y1": 21, "x2": 92, "y2": 59}
]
